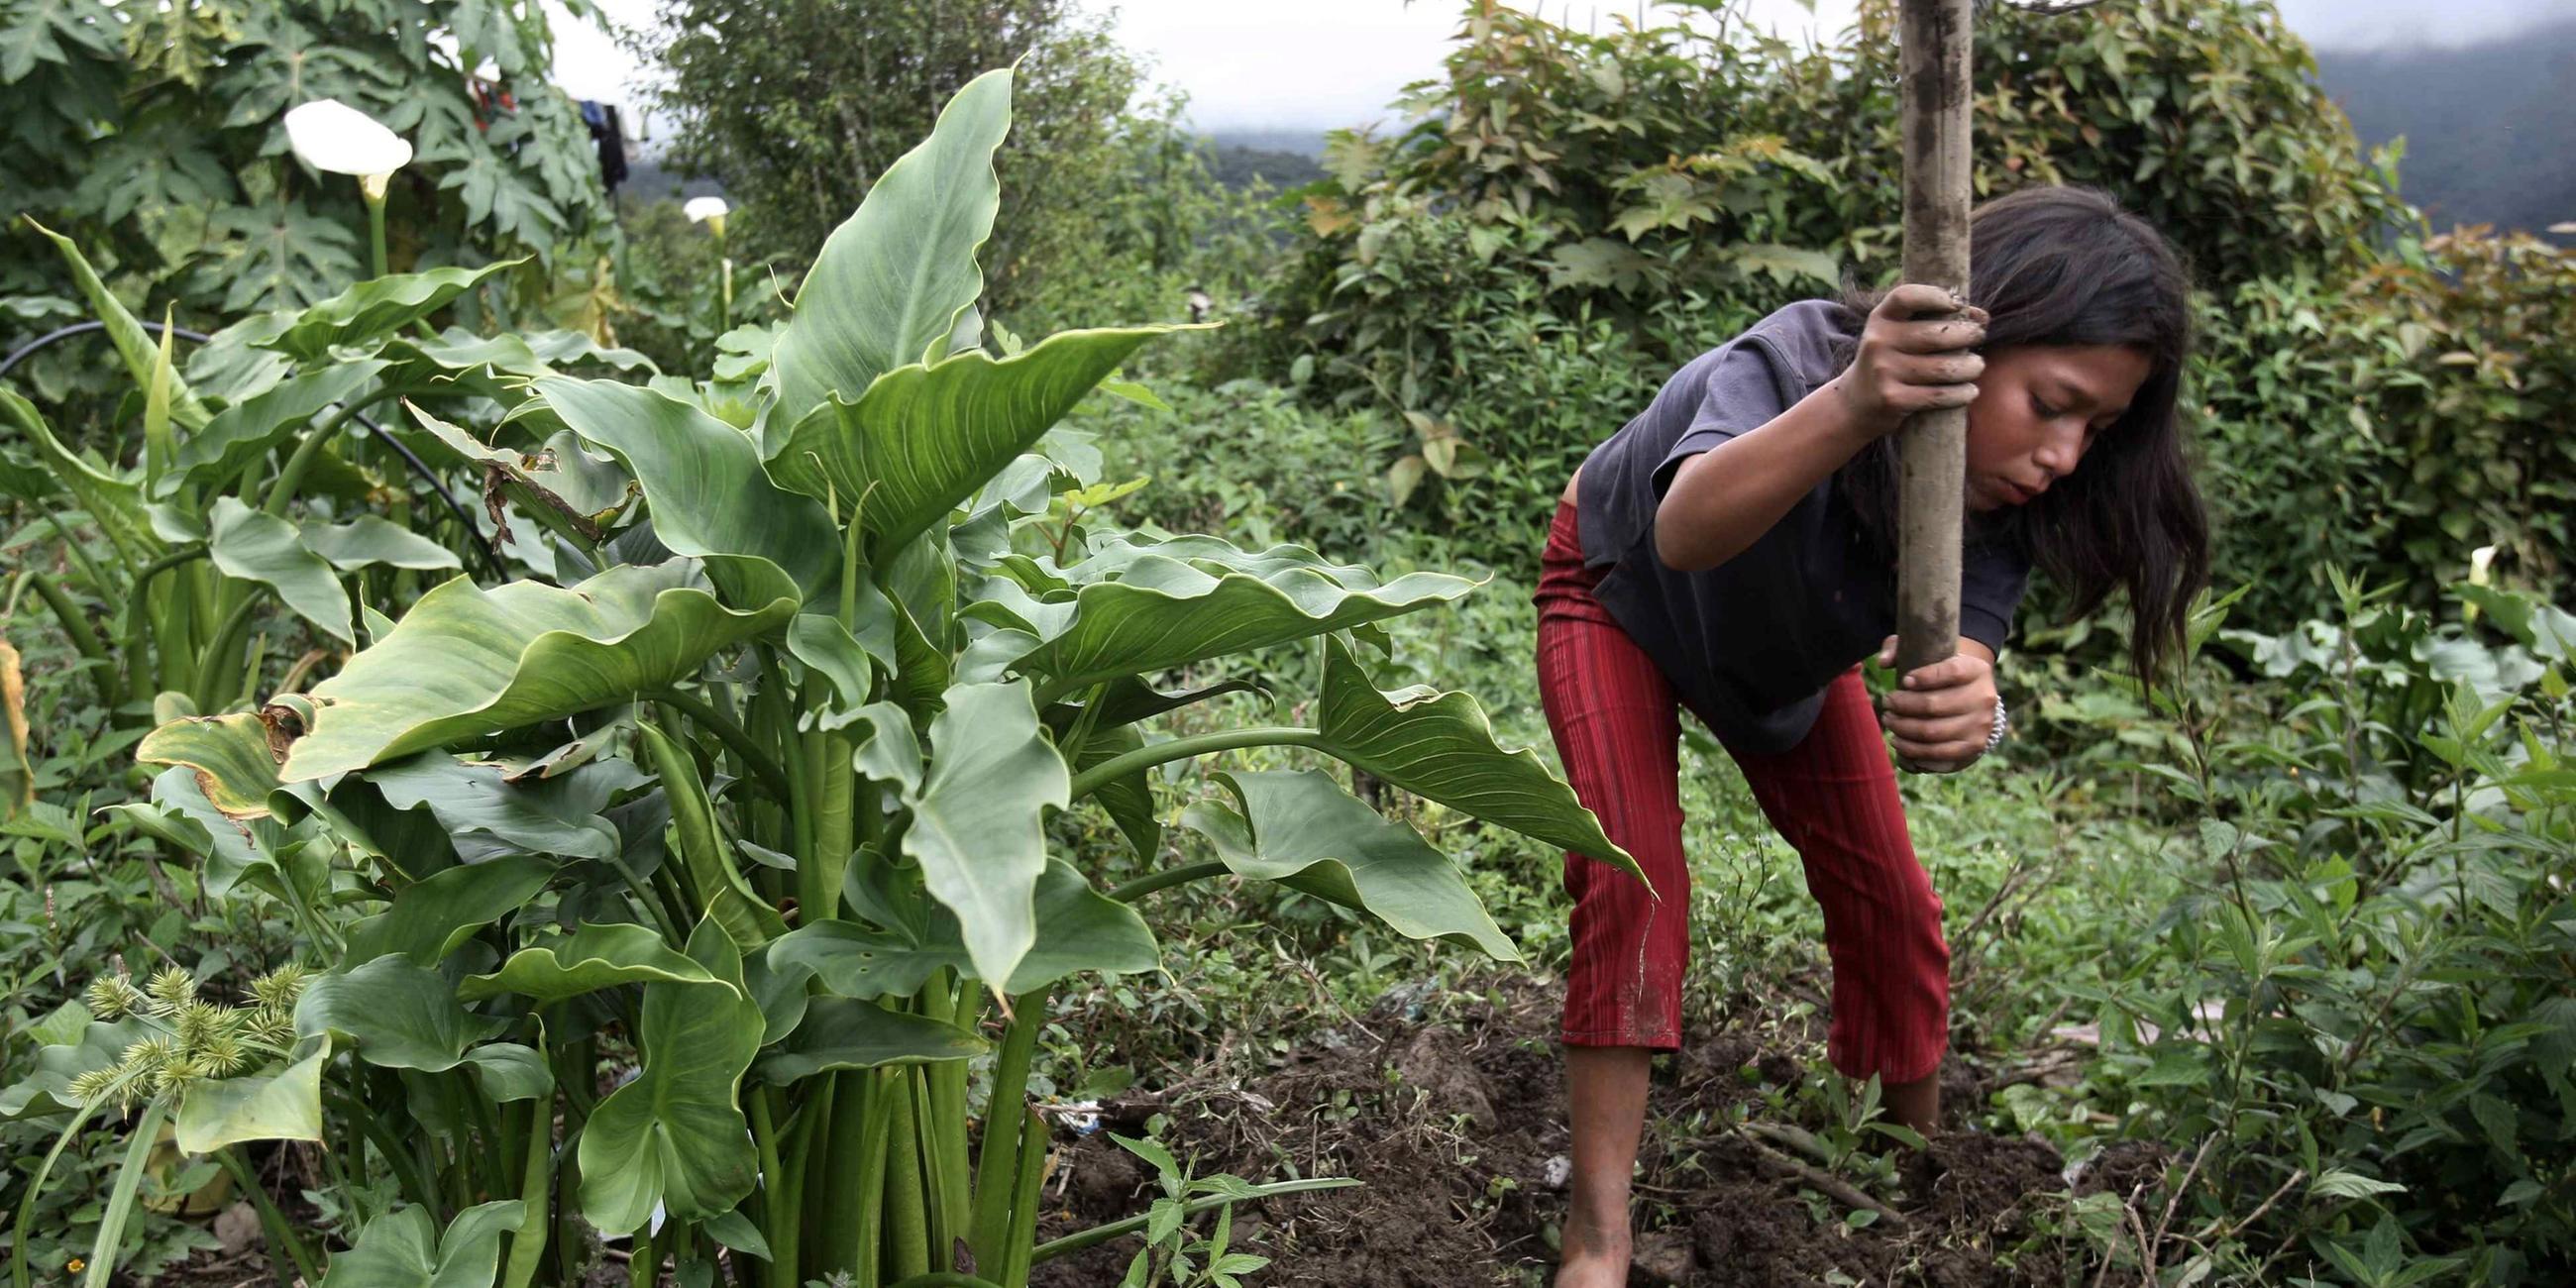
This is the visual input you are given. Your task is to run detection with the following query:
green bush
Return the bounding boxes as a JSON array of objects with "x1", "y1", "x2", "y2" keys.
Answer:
[
  {"x1": 2194, "y1": 229, "x2": 2576, "y2": 623},
  {"x1": 1074, "y1": 376, "x2": 1405, "y2": 561},
  {"x1": 2032, "y1": 573, "x2": 2576, "y2": 1283},
  {"x1": 639, "y1": 0, "x2": 1263, "y2": 336},
  {"x1": 1254, "y1": 0, "x2": 2411, "y2": 536}
]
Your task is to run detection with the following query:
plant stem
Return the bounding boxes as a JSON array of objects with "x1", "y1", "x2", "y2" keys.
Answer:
[
  {"x1": 851, "y1": 1074, "x2": 894, "y2": 1288},
  {"x1": 9, "y1": 1101, "x2": 98, "y2": 1288},
  {"x1": 36, "y1": 509, "x2": 115, "y2": 604},
  {"x1": 1027, "y1": 1178, "x2": 1362, "y2": 1262},
  {"x1": 1066, "y1": 726, "x2": 1320, "y2": 800},
  {"x1": 84, "y1": 1098, "x2": 170, "y2": 1288},
  {"x1": 919, "y1": 978, "x2": 972, "y2": 1257},
  {"x1": 810, "y1": 724, "x2": 855, "y2": 919},
  {"x1": 656, "y1": 687, "x2": 794, "y2": 805},
  {"x1": 366, "y1": 188, "x2": 389, "y2": 279},
  {"x1": 771, "y1": 1091, "x2": 819, "y2": 1288},
  {"x1": 1107, "y1": 860, "x2": 1230, "y2": 905},
  {"x1": 214, "y1": 1146, "x2": 321, "y2": 1286},
  {"x1": 909, "y1": 1067, "x2": 951, "y2": 1269},
  {"x1": 967, "y1": 992, "x2": 1044, "y2": 1270},
  {"x1": 264, "y1": 388, "x2": 403, "y2": 517},
  {"x1": 189, "y1": 590, "x2": 265, "y2": 713},
  {"x1": 746, "y1": 1091, "x2": 790, "y2": 1287},
  {"x1": 502, "y1": 1088, "x2": 554, "y2": 1288},
  {"x1": 816, "y1": 1074, "x2": 865, "y2": 1275},
  {"x1": 25, "y1": 570, "x2": 117, "y2": 710},
  {"x1": 996, "y1": 1108, "x2": 1047, "y2": 1288},
  {"x1": 718, "y1": 256, "x2": 734, "y2": 335},
  {"x1": 884, "y1": 1067, "x2": 930, "y2": 1280}
]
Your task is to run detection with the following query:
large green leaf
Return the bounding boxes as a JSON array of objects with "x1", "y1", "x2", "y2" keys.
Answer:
[
  {"x1": 460, "y1": 922, "x2": 720, "y2": 1003},
  {"x1": 1183, "y1": 770, "x2": 1519, "y2": 961},
  {"x1": 283, "y1": 560, "x2": 796, "y2": 781},
  {"x1": 461, "y1": 1043, "x2": 553, "y2": 1103},
  {"x1": 208, "y1": 496, "x2": 352, "y2": 643},
  {"x1": 295, "y1": 956, "x2": 504, "y2": 1071},
  {"x1": 578, "y1": 920, "x2": 764, "y2": 1234},
  {"x1": 299, "y1": 515, "x2": 463, "y2": 572},
  {"x1": 1057, "y1": 675, "x2": 1267, "y2": 732},
  {"x1": 173, "y1": 1043, "x2": 326, "y2": 1153},
  {"x1": 0, "y1": 388, "x2": 162, "y2": 568},
  {"x1": 1311, "y1": 636, "x2": 1640, "y2": 879},
  {"x1": 135, "y1": 707, "x2": 290, "y2": 819},
  {"x1": 766, "y1": 859, "x2": 1154, "y2": 999},
  {"x1": 765, "y1": 920, "x2": 954, "y2": 1003},
  {"x1": 0, "y1": 1019, "x2": 150, "y2": 1119},
  {"x1": 787, "y1": 607, "x2": 895, "y2": 705},
  {"x1": 343, "y1": 855, "x2": 556, "y2": 967},
  {"x1": 156, "y1": 360, "x2": 387, "y2": 499},
  {"x1": 26, "y1": 218, "x2": 212, "y2": 428},
  {"x1": 754, "y1": 998, "x2": 984, "y2": 1084},
  {"x1": 1071, "y1": 722, "x2": 1159, "y2": 860},
  {"x1": 841, "y1": 700, "x2": 924, "y2": 795},
  {"x1": 379, "y1": 327, "x2": 656, "y2": 400},
  {"x1": 533, "y1": 376, "x2": 837, "y2": 606},
  {"x1": 363, "y1": 753, "x2": 641, "y2": 864},
  {"x1": 317, "y1": 1201, "x2": 526, "y2": 1288},
  {"x1": 101, "y1": 766, "x2": 288, "y2": 898},
  {"x1": 406, "y1": 404, "x2": 636, "y2": 537},
  {"x1": 766, "y1": 327, "x2": 1170, "y2": 549},
  {"x1": 769, "y1": 68, "x2": 1011, "y2": 431},
  {"x1": 259, "y1": 262, "x2": 522, "y2": 363},
  {"x1": 1004, "y1": 857, "x2": 1160, "y2": 990},
  {"x1": 973, "y1": 555, "x2": 1472, "y2": 696},
  {"x1": 635, "y1": 721, "x2": 789, "y2": 947},
  {"x1": 903, "y1": 680, "x2": 1066, "y2": 987}
]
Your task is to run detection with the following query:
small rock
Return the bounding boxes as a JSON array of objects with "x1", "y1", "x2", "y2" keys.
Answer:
[
  {"x1": 1632, "y1": 1229, "x2": 1694, "y2": 1284},
  {"x1": 214, "y1": 1201, "x2": 262, "y2": 1255},
  {"x1": 1542, "y1": 1154, "x2": 1572, "y2": 1189}
]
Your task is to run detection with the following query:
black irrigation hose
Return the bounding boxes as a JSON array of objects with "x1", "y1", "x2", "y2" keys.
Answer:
[
  {"x1": 0, "y1": 318, "x2": 505, "y2": 580},
  {"x1": 0, "y1": 319, "x2": 214, "y2": 376}
]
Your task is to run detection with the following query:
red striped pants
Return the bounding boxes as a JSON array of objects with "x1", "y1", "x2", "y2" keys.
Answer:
[{"x1": 1534, "y1": 500, "x2": 1950, "y2": 1083}]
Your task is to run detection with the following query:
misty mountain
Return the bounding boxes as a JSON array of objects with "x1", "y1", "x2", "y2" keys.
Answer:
[{"x1": 2314, "y1": 18, "x2": 2576, "y2": 242}]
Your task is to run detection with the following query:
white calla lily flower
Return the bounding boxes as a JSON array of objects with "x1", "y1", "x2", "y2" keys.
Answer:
[
  {"x1": 684, "y1": 196, "x2": 730, "y2": 223},
  {"x1": 284, "y1": 99, "x2": 413, "y2": 191}
]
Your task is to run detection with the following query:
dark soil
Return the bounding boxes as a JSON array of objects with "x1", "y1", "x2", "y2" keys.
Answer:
[
  {"x1": 1030, "y1": 975, "x2": 2123, "y2": 1287},
  {"x1": 146, "y1": 978, "x2": 2134, "y2": 1287}
]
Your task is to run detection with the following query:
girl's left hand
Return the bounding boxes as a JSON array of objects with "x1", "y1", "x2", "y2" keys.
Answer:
[{"x1": 1874, "y1": 635, "x2": 1999, "y2": 774}]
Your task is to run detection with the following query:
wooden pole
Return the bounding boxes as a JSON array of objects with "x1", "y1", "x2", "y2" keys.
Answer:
[{"x1": 1893, "y1": 0, "x2": 1976, "y2": 678}]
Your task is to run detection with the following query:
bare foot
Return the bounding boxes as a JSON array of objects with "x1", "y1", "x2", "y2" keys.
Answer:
[{"x1": 1554, "y1": 1211, "x2": 1631, "y2": 1288}]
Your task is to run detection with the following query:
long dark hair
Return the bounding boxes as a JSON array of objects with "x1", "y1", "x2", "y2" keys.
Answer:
[{"x1": 1832, "y1": 185, "x2": 2209, "y2": 684}]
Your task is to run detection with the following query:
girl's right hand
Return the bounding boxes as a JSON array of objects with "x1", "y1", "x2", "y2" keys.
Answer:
[{"x1": 1827, "y1": 283, "x2": 1989, "y2": 438}]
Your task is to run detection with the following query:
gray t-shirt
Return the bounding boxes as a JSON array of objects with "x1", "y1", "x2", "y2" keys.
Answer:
[{"x1": 1573, "y1": 300, "x2": 2030, "y2": 754}]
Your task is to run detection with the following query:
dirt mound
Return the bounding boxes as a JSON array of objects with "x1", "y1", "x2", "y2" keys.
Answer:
[{"x1": 1030, "y1": 978, "x2": 2101, "y2": 1286}]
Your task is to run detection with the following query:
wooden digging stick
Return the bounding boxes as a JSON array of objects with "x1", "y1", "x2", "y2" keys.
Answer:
[{"x1": 1893, "y1": 0, "x2": 1976, "y2": 678}]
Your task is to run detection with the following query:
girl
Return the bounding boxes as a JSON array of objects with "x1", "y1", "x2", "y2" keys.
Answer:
[{"x1": 1534, "y1": 185, "x2": 2209, "y2": 1286}]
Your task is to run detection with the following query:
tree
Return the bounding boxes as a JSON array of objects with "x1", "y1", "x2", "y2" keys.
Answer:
[{"x1": 641, "y1": 0, "x2": 1219, "y2": 326}]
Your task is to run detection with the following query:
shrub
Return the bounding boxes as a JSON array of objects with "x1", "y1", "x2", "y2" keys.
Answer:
[
  {"x1": 2193, "y1": 229, "x2": 2576, "y2": 623},
  {"x1": 638, "y1": 0, "x2": 1259, "y2": 334},
  {"x1": 2035, "y1": 572, "x2": 2576, "y2": 1283},
  {"x1": 1254, "y1": 0, "x2": 2411, "y2": 536}
]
